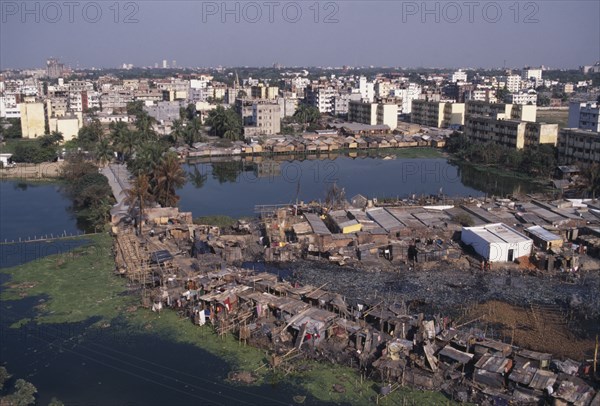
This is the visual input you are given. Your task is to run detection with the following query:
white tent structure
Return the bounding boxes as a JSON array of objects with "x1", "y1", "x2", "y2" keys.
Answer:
[{"x1": 461, "y1": 223, "x2": 533, "y2": 263}]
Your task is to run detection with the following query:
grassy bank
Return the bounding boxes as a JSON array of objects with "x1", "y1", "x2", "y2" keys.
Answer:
[
  {"x1": 1, "y1": 233, "x2": 452, "y2": 405},
  {"x1": 448, "y1": 156, "x2": 548, "y2": 183}
]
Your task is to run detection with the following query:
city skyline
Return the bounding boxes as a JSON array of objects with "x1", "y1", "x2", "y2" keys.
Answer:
[{"x1": 1, "y1": 1, "x2": 599, "y2": 70}]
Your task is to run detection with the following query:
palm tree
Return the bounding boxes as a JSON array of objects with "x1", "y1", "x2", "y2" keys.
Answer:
[
  {"x1": 109, "y1": 121, "x2": 129, "y2": 143},
  {"x1": 153, "y1": 152, "x2": 186, "y2": 207},
  {"x1": 125, "y1": 174, "x2": 154, "y2": 235},
  {"x1": 170, "y1": 119, "x2": 185, "y2": 145},
  {"x1": 94, "y1": 138, "x2": 113, "y2": 167},
  {"x1": 115, "y1": 129, "x2": 138, "y2": 162},
  {"x1": 135, "y1": 112, "x2": 157, "y2": 139},
  {"x1": 129, "y1": 142, "x2": 166, "y2": 176}
]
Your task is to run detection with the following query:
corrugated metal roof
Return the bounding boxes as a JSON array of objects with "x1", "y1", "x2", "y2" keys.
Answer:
[
  {"x1": 304, "y1": 213, "x2": 331, "y2": 235},
  {"x1": 526, "y1": 225, "x2": 562, "y2": 242},
  {"x1": 366, "y1": 208, "x2": 405, "y2": 232}
]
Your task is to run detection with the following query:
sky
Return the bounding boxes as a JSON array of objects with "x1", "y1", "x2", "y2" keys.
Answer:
[{"x1": 1, "y1": 0, "x2": 599, "y2": 70}]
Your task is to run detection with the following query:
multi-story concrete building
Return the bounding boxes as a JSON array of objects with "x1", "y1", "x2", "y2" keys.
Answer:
[
  {"x1": 348, "y1": 100, "x2": 398, "y2": 130},
  {"x1": 100, "y1": 90, "x2": 134, "y2": 112},
  {"x1": 0, "y1": 95, "x2": 20, "y2": 118},
  {"x1": 465, "y1": 89, "x2": 497, "y2": 104},
  {"x1": 46, "y1": 58, "x2": 65, "y2": 79},
  {"x1": 558, "y1": 128, "x2": 600, "y2": 166},
  {"x1": 568, "y1": 102, "x2": 600, "y2": 132},
  {"x1": 390, "y1": 83, "x2": 421, "y2": 114},
  {"x1": 305, "y1": 85, "x2": 337, "y2": 113},
  {"x1": 48, "y1": 114, "x2": 82, "y2": 142},
  {"x1": 465, "y1": 101, "x2": 536, "y2": 122},
  {"x1": 502, "y1": 75, "x2": 522, "y2": 93},
  {"x1": 144, "y1": 101, "x2": 185, "y2": 123},
  {"x1": 451, "y1": 69, "x2": 468, "y2": 83},
  {"x1": 237, "y1": 99, "x2": 280, "y2": 136},
  {"x1": 20, "y1": 102, "x2": 46, "y2": 138},
  {"x1": 444, "y1": 82, "x2": 475, "y2": 103},
  {"x1": 252, "y1": 102, "x2": 281, "y2": 135},
  {"x1": 411, "y1": 100, "x2": 465, "y2": 128},
  {"x1": 357, "y1": 76, "x2": 374, "y2": 102},
  {"x1": 277, "y1": 96, "x2": 298, "y2": 117},
  {"x1": 522, "y1": 67, "x2": 543, "y2": 87},
  {"x1": 251, "y1": 85, "x2": 278, "y2": 100},
  {"x1": 507, "y1": 90, "x2": 537, "y2": 105},
  {"x1": 464, "y1": 116, "x2": 557, "y2": 149},
  {"x1": 560, "y1": 83, "x2": 575, "y2": 94},
  {"x1": 333, "y1": 92, "x2": 361, "y2": 116}
]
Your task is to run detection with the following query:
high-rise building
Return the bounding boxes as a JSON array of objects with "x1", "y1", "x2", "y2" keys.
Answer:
[
  {"x1": 46, "y1": 58, "x2": 65, "y2": 79},
  {"x1": 162, "y1": 60, "x2": 168, "y2": 69}
]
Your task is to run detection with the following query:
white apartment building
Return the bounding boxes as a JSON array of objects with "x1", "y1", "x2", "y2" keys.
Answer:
[
  {"x1": 465, "y1": 89, "x2": 497, "y2": 104},
  {"x1": 391, "y1": 83, "x2": 422, "y2": 114},
  {"x1": 568, "y1": 102, "x2": 600, "y2": 132},
  {"x1": 507, "y1": 90, "x2": 538, "y2": 105},
  {"x1": 451, "y1": 69, "x2": 468, "y2": 83},
  {"x1": 500, "y1": 75, "x2": 522, "y2": 93},
  {"x1": 0, "y1": 95, "x2": 20, "y2": 118},
  {"x1": 522, "y1": 67, "x2": 543, "y2": 87},
  {"x1": 306, "y1": 86, "x2": 337, "y2": 113},
  {"x1": 357, "y1": 76, "x2": 375, "y2": 102}
]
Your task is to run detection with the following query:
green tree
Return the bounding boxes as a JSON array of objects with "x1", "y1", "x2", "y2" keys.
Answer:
[
  {"x1": 135, "y1": 112, "x2": 157, "y2": 138},
  {"x1": 77, "y1": 119, "x2": 104, "y2": 149},
  {"x1": 39, "y1": 131, "x2": 63, "y2": 148},
  {"x1": 94, "y1": 138, "x2": 113, "y2": 167},
  {"x1": 293, "y1": 104, "x2": 321, "y2": 126},
  {"x1": 0, "y1": 118, "x2": 22, "y2": 139},
  {"x1": 170, "y1": 118, "x2": 185, "y2": 145},
  {"x1": 152, "y1": 152, "x2": 186, "y2": 207},
  {"x1": 0, "y1": 366, "x2": 11, "y2": 390},
  {"x1": 205, "y1": 106, "x2": 242, "y2": 140},
  {"x1": 4, "y1": 379, "x2": 37, "y2": 406},
  {"x1": 128, "y1": 141, "x2": 167, "y2": 176},
  {"x1": 114, "y1": 128, "x2": 138, "y2": 162},
  {"x1": 126, "y1": 100, "x2": 145, "y2": 117}
]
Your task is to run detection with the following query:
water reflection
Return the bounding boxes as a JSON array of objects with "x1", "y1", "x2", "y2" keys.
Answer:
[
  {"x1": 457, "y1": 162, "x2": 546, "y2": 197},
  {"x1": 179, "y1": 154, "x2": 542, "y2": 218}
]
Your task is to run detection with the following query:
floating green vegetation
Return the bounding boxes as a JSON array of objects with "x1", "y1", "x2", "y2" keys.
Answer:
[
  {"x1": 193, "y1": 215, "x2": 238, "y2": 228},
  {"x1": 1, "y1": 234, "x2": 135, "y2": 326},
  {"x1": 124, "y1": 309, "x2": 268, "y2": 373}
]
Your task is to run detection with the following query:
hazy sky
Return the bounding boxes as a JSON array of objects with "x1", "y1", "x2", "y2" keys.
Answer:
[{"x1": 1, "y1": 0, "x2": 599, "y2": 69}]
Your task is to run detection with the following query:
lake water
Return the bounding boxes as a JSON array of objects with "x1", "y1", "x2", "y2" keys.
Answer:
[
  {"x1": 178, "y1": 154, "x2": 544, "y2": 218},
  {"x1": 0, "y1": 181, "x2": 82, "y2": 242}
]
